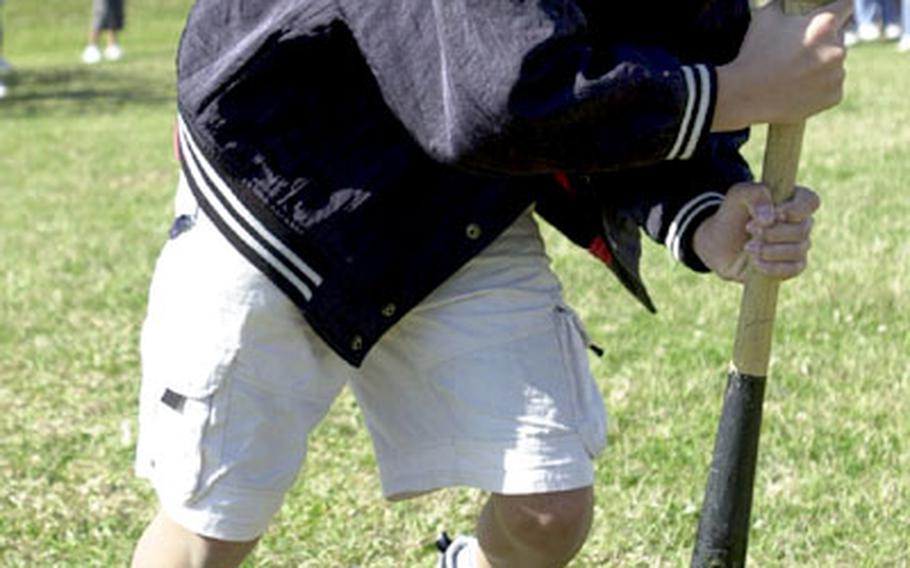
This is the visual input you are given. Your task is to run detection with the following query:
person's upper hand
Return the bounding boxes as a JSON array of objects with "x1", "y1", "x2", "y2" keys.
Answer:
[
  {"x1": 712, "y1": 0, "x2": 853, "y2": 132},
  {"x1": 692, "y1": 182, "x2": 821, "y2": 282}
]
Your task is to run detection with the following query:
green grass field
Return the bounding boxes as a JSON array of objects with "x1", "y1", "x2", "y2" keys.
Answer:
[{"x1": 1, "y1": 2, "x2": 908, "y2": 566}]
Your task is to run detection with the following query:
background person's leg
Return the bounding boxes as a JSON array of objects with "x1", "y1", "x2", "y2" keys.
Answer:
[
  {"x1": 103, "y1": 29, "x2": 122, "y2": 60},
  {"x1": 854, "y1": 0, "x2": 882, "y2": 40},
  {"x1": 102, "y1": 0, "x2": 124, "y2": 59},
  {"x1": 0, "y1": 0, "x2": 7, "y2": 71},
  {"x1": 83, "y1": 0, "x2": 106, "y2": 63},
  {"x1": 899, "y1": 0, "x2": 910, "y2": 50},
  {"x1": 881, "y1": 0, "x2": 902, "y2": 38}
]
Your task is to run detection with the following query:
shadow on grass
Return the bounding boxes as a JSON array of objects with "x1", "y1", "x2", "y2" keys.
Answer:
[{"x1": 0, "y1": 61, "x2": 175, "y2": 118}]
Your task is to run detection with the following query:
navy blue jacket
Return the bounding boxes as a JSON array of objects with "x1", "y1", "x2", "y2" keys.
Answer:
[{"x1": 175, "y1": 0, "x2": 753, "y2": 366}]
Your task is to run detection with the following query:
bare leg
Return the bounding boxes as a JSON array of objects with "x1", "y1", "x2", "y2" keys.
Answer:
[
  {"x1": 475, "y1": 486, "x2": 594, "y2": 568},
  {"x1": 131, "y1": 510, "x2": 259, "y2": 568}
]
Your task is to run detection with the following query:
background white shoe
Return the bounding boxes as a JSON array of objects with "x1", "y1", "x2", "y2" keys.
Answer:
[
  {"x1": 898, "y1": 36, "x2": 910, "y2": 52},
  {"x1": 844, "y1": 30, "x2": 859, "y2": 47},
  {"x1": 857, "y1": 23, "x2": 882, "y2": 42},
  {"x1": 0, "y1": 82, "x2": 8, "y2": 99},
  {"x1": 884, "y1": 24, "x2": 902, "y2": 41},
  {"x1": 103, "y1": 44, "x2": 123, "y2": 61},
  {"x1": 81, "y1": 45, "x2": 102, "y2": 64}
]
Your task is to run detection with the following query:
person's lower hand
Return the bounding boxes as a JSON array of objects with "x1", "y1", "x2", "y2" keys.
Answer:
[{"x1": 693, "y1": 182, "x2": 821, "y2": 282}]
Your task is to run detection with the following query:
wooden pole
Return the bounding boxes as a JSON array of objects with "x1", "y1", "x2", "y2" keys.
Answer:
[{"x1": 691, "y1": 1, "x2": 831, "y2": 566}]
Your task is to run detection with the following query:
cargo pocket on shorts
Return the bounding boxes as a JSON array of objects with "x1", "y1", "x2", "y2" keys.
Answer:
[
  {"x1": 137, "y1": 227, "x2": 243, "y2": 505},
  {"x1": 139, "y1": 318, "x2": 236, "y2": 505},
  {"x1": 553, "y1": 303, "x2": 608, "y2": 459},
  {"x1": 149, "y1": 381, "x2": 229, "y2": 505}
]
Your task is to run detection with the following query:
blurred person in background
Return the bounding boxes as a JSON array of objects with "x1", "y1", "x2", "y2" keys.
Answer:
[
  {"x1": 0, "y1": 0, "x2": 11, "y2": 74},
  {"x1": 899, "y1": 0, "x2": 910, "y2": 50},
  {"x1": 81, "y1": 0, "x2": 125, "y2": 64},
  {"x1": 0, "y1": 0, "x2": 11, "y2": 98},
  {"x1": 845, "y1": 0, "x2": 901, "y2": 44}
]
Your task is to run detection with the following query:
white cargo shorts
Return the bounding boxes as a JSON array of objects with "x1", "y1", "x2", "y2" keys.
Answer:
[{"x1": 135, "y1": 175, "x2": 608, "y2": 541}]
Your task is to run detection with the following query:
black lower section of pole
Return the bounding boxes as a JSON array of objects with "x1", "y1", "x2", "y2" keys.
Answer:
[{"x1": 691, "y1": 370, "x2": 767, "y2": 568}]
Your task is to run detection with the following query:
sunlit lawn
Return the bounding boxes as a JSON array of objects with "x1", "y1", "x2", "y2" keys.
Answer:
[{"x1": 1, "y1": 2, "x2": 907, "y2": 565}]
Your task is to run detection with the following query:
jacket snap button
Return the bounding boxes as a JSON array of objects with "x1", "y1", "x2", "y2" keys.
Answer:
[
  {"x1": 350, "y1": 335, "x2": 364, "y2": 351},
  {"x1": 381, "y1": 303, "x2": 397, "y2": 318},
  {"x1": 465, "y1": 223, "x2": 482, "y2": 240}
]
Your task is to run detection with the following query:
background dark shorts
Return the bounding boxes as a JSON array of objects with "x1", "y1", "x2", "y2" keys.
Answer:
[{"x1": 92, "y1": 0, "x2": 124, "y2": 31}]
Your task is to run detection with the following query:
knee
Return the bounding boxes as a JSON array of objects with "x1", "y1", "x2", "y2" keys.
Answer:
[
  {"x1": 492, "y1": 486, "x2": 594, "y2": 557},
  {"x1": 131, "y1": 511, "x2": 259, "y2": 568}
]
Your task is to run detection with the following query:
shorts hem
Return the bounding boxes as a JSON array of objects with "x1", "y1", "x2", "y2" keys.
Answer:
[
  {"x1": 383, "y1": 465, "x2": 596, "y2": 502},
  {"x1": 143, "y1": 474, "x2": 285, "y2": 542},
  {"x1": 377, "y1": 438, "x2": 597, "y2": 501}
]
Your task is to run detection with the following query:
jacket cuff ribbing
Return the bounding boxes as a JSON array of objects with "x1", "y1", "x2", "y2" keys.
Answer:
[
  {"x1": 664, "y1": 191, "x2": 724, "y2": 273},
  {"x1": 664, "y1": 64, "x2": 717, "y2": 162}
]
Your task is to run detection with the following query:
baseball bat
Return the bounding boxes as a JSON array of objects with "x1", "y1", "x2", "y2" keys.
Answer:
[{"x1": 691, "y1": 1, "x2": 833, "y2": 566}]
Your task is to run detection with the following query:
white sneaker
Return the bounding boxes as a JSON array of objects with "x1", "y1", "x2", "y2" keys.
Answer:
[
  {"x1": 103, "y1": 44, "x2": 123, "y2": 61},
  {"x1": 0, "y1": 82, "x2": 7, "y2": 99},
  {"x1": 884, "y1": 24, "x2": 902, "y2": 40},
  {"x1": 844, "y1": 30, "x2": 859, "y2": 47},
  {"x1": 898, "y1": 36, "x2": 910, "y2": 53},
  {"x1": 857, "y1": 22, "x2": 882, "y2": 42},
  {"x1": 0, "y1": 57, "x2": 12, "y2": 76},
  {"x1": 436, "y1": 533, "x2": 478, "y2": 568},
  {"x1": 81, "y1": 44, "x2": 102, "y2": 64}
]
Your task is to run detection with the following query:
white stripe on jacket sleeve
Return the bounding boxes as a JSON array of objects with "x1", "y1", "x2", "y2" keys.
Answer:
[
  {"x1": 665, "y1": 191, "x2": 725, "y2": 262},
  {"x1": 679, "y1": 65, "x2": 712, "y2": 160},
  {"x1": 666, "y1": 64, "x2": 713, "y2": 161}
]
